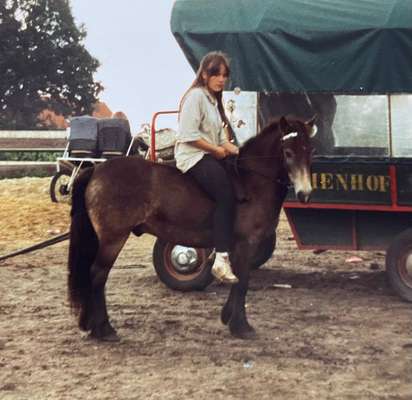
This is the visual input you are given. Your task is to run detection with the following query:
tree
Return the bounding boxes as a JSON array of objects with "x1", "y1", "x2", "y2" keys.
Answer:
[{"x1": 0, "y1": 0, "x2": 102, "y2": 129}]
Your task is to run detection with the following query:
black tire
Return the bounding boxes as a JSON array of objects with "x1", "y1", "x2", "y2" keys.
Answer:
[
  {"x1": 152, "y1": 239, "x2": 214, "y2": 291},
  {"x1": 50, "y1": 171, "x2": 71, "y2": 203},
  {"x1": 251, "y1": 234, "x2": 276, "y2": 270},
  {"x1": 129, "y1": 136, "x2": 149, "y2": 157},
  {"x1": 385, "y1": 228, "x2": 412, "y2": 302}
]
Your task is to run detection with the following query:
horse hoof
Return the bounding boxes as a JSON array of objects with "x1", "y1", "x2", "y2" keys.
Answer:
[
  {"x1": 231, "y1": 329, "x2": 257, "y2": 340},
  {"x1": 100, "y1": 332, "x2": 121, "y2": 342},
  {"x1": 89, "y1": 330, "x2": 120, "y2": 342},
  {"x1": 229, "y1": 324, "x2": 257, "y2": 340},
  {"x1": 89, "y1": 321, "x2": 120, "y2": 342}
]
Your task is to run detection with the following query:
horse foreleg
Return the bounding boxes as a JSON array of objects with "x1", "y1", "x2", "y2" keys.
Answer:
[
  {"x1": 223, "y1": 243, "x2": 256, "y2": 339},
  {"x1": 228, "y1": 278, "x2": 256, "y2": 339},
  {"x1": 88, "y1": 236, "x2": 128, "y2": 341},
  {"x1": 221, "y1": 285, "x2": 235, "y2": 325}
]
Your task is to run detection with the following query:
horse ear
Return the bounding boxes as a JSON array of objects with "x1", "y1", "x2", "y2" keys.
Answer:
[
  {"x1": 279, "y1": 116, "x2": 290, "y2": 134},
  {"x1": 305, "y1": 115, "x2": 316, "y2": 126},
  {"x1": 305, "y1": 115, "x2": 317, "y2": 138}
]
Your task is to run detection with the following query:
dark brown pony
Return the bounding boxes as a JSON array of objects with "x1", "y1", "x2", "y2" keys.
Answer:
[{"x1": 68, "y1": 116, "x2": 315, "y2": 341}]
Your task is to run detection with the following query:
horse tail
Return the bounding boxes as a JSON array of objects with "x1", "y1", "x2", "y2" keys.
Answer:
[{"x1": 68, "y1": 166, "x2": 98, "y2": 330}]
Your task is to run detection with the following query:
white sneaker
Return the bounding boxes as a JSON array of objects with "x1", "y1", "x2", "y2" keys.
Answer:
[{"x1": 211, "y1": 252, "x2": 239, "y2": 284}]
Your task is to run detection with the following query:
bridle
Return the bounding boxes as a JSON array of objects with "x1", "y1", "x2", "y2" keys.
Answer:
[
  {"x1": 225, "y1": 154, "x2": 290, "y2": 187},
  {"x1": 224, "y1": 129, "x2": 309, "y2": 187}
]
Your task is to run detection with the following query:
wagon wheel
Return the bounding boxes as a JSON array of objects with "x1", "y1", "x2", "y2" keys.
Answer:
[
  {"x1": 152, "y1": 240, "x2": 214, "y2": 291},
  {"x1": 50, "y1": 171, "x2": 71, "y2": 203},
  {"x1": 385, "y1": 228, "x2": 412, "y2": 302}
]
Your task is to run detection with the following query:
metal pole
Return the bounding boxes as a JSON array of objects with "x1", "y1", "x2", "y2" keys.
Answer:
[
  {"x1": 0, "y1": 232, "x2": 69, "y2": 263},
  {"x1": 150, "y1": 110, "x2": 179, "y2": 162}
]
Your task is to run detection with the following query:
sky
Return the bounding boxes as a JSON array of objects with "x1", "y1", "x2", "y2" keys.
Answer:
[{"x1": 69, "y1": 0, "x2": 194, "y2": 133}]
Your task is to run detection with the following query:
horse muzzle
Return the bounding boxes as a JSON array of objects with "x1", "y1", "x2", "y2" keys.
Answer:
[
  {"x1": 297, "y1": 190, "x2": 311, "y2": 204},
  {"x1": 291, "y1": 168, "x2": 312, "y2": 203}
]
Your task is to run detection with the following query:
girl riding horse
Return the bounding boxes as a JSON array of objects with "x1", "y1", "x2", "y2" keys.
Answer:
[
  {"x1": 68, "y1": 114, "x2": 315, "y2": 341},
  {"x1": 175, "y1": 52, "x2": 240, "y2": 284}
]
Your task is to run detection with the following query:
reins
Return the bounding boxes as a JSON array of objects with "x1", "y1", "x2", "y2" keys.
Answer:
[
  {"x1": 236, "y1": 155, "x2": 282, "y2": 160},
  {"x1": 223, "y1": 121, "x2": 311, "y2": 187},
  {"x1": 225, "y1": 154, "x2": 291, "y2": 186}
]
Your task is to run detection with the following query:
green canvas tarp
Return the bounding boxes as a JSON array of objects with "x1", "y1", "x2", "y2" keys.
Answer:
[{"x1": 171, "y1": 0, "x2": 412, "y2": 93}]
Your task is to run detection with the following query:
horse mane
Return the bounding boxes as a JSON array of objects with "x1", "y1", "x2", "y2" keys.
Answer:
[
  {"x1": 239, "y1": 119, "x2": 281, "y2": 154},
  {"x1": 239, "y1": 114, "x2": 309, "y2": 152}
]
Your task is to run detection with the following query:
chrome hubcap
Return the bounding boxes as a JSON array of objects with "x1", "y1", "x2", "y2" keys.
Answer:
[
  {"x1": 56, "y1": 175, "x2": 71, "y2": 201},
  {"x1": 404, "y1": 253, "x2": 412, "y2": 284},
  {"x1": 170, "y1": 245, "x2": 199, "y2": 274}
]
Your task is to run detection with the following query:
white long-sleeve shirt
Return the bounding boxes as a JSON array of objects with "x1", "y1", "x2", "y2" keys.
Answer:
[{"x1": 175, "y1": 87, "x2": 228, "y2": 173}]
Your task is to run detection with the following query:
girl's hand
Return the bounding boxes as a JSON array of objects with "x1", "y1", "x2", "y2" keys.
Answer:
[
  {"x1": 212, "y1": 146, "x2": 228, "y2": 160},
  {"x1": 222, "y1": 142, "x2": 239, "y2": 156},
  {"x1": 227, "y1": 146, "x2": 239, "y2": 156}
]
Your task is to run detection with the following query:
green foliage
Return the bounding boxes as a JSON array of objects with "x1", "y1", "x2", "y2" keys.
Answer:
[
  {"x1": 0, "y1": 0, "x2": 102, "y2": 130},
  {"x1": 0, "y1": 151, "x2": 63, "y2": 161}
]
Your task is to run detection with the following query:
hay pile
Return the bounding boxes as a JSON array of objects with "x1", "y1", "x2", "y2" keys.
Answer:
[{"x1": 0, "y1": 177, "x2": 70, "y2": 253}]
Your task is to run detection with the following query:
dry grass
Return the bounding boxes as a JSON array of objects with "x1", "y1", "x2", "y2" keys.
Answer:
[{"x1": 0, "y1": 177, "x2": 70, "y2": 253}]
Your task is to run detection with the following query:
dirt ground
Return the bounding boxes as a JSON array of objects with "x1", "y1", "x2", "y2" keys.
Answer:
[{"x1": 0, "y1": 177, "x2": 411, "y2": 400}]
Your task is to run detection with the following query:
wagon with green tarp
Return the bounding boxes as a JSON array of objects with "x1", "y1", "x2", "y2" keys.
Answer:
[{"x1": 151, "y1": 0, "x2": 412, "y2": 300}]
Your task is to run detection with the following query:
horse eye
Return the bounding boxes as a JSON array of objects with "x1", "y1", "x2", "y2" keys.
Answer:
[
  {"x1": 303, "y1": 146, "x2": 314, "y2": 154},
  {"x1": 284, "y1": 149, "x2": 294, "y2": 159}
]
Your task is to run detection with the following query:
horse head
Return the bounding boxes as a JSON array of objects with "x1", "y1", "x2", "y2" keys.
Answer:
[{"x1": 279, "y1": 116, "x2": 316, "y2": 203}]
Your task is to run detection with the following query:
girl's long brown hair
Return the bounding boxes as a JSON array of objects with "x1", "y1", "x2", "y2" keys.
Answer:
[{"x1": 179, "y1": 51, "x2": 235, "y2": 141}]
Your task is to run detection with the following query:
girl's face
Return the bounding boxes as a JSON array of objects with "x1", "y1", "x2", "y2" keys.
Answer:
[{"x1": 203, "y1": 63, "x2": 228, "y2": 93}]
